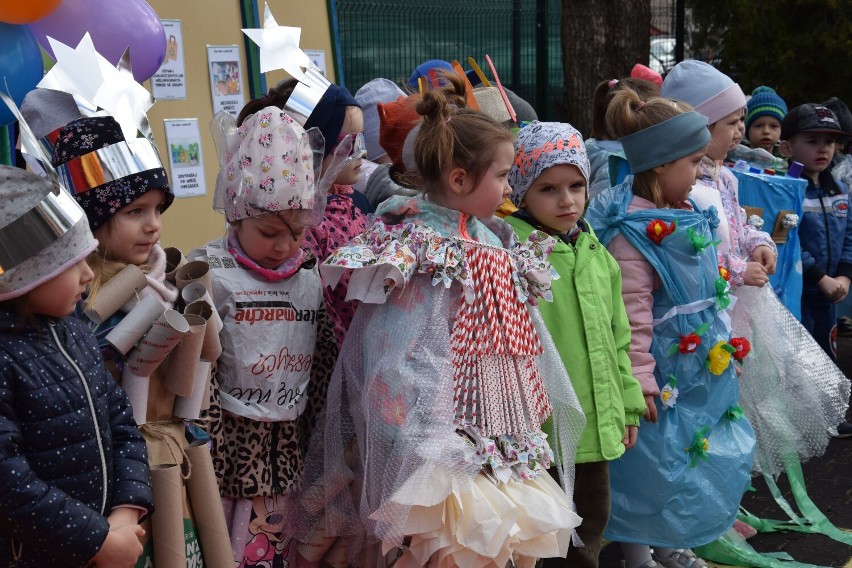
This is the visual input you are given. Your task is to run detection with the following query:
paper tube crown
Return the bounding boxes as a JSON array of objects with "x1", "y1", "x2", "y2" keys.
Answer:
[
  {"x1": 51, "y1": 115, "x2": 173, "y2": 231},
  {"x1": 214, "y1": 106, "x2": 324, "y2": 224}
]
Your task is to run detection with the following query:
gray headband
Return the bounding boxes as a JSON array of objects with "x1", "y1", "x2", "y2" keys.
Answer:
[{"x1": 620, "y1": 111, "x2": 710, "y2": 173}]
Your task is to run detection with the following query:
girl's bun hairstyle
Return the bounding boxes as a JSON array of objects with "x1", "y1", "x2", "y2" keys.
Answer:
[{"x1": 590, "y1": 77, "x2": 661, "y2": 140}]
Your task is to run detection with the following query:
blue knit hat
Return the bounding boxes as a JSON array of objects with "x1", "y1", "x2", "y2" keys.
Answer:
[
  {"x1": 745, "y1": 86, "x2": 787, "y2": 132},
  {"x1": 406, "y1": 60, "x2": 453, "y2": 91},
  {"x1": 661, "y1": 60, "x2": 745, "y2": 125}
]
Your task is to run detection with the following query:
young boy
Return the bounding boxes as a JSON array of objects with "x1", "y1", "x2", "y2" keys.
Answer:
[
  {"x1": 505, "y1": 122, "x2": 646, "y2": 568},
  {"x1": 781, "y1": 103, "x2": 852, "y2": 436},
  {"x1": 746, "y1": 86, "x2": 787, "y2": 154}
]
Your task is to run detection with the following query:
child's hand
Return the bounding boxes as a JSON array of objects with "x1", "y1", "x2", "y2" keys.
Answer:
[
  {"x1": 90, "y1": 523, "x2": 144, "y2": 567},
  {"x1": 744, "y1": 262, "x2": 769, "y2": 287},
  {"x1": 835, "y1": 276, "x2": 850, "y2": 303},
  {"x1": 752, "y1": 245, "x2": 777, "y2": 275},
  {"x1": 623, "y1": 425, "x2": 638, "y2": 449},
  {"x1": 818, "y1": 275, "x2": 847, "y2": 303},
  {"x1": 644, "y1": 394, "x2": 658, "y2": 424}
]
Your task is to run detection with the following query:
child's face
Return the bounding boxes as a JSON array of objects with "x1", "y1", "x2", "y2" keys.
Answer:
[
  {"x1": 706, "y1": 109, "x2": 742, "y2": 161},
  {"x1": 325, "y1": 106, "x2": 365, "y2": 187},
  {"x1": 781, "y1": 132, "x2": 837, "y2": 178},
  {"x1": 656, "y1": 146, "x2": 706, "y2": 204},
  {"x1": 733, "y1": 108, "x2": 745, "y2": 148},
  {"x1": 455, "y1": 141, "x2": 514, "y2": 219},
  {"x1": 520, "y1": 164, "x2": 587, "y2": 233},
  {"x1": 747, "y1": 116, "x2": 782, "y2": 153},
  {"x1": 234, "y1": 214, "x2": 306, "y2": 269},
  {"x1": 94, "y1": 189, "x2": 166, "y2": 265},
  {"x1": 24, "y1": 259, "x2": 94, "y2": 318}
]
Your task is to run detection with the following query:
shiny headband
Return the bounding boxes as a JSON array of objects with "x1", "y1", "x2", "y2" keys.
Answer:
[
  {"x1": 55, "y1": 137, "x2": 164, "y2": 195},
  {"x1": 0, "y1": 189, "x2": 84, "y2": 274},
  {"x1": 620, "y1": 111, "x2": 710, "y2": 173}
]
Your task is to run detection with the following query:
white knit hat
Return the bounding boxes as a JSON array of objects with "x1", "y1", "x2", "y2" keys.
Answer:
[
  {"x1": 661, "y1": 60, "x2": 746, "y2": 125},
  {"x1": 0, "y1": 166, "x2": 97, "y2": 301}
]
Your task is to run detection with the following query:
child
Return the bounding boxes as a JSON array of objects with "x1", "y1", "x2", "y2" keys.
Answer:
[
  {"x1": 585, "y1": 88, "x2": 756, "y2": 568},
  {"x1": 662, "y1": 60, "x2": 777, "y2": 291},
  {"x1": 239, "y1": 80, "x2": 369, "y2": 347},
  {"x1": 0, "y1": 166, "x2": 153, "y2": 567},
  {"x1": 505, "y1": 122, "x2": 646, "y2": 568},
  {"x1": 308, "y1": 88, "x2": 586, "y2": 567},
  {"x1": 745, "y1": 86, "x2": 787, "y2": 154},
  {"x1": 190, "y1": 107, "x2": 338, "y2": 565}
]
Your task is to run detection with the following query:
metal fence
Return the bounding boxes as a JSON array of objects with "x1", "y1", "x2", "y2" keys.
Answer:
[{"x1": 331, "y1": 0, "x2": 684, "y2": 121}]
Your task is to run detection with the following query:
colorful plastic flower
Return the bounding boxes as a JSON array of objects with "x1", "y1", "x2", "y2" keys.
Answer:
[
  {"x1": 678, "y1": 333, "x2": 702, "y2": 354},
  {"x1": 729, "y1": 337, "x2": 751, "y2": 362},
  {"x1": 686, "y1": 425, "x2": 710, "y2": 467},
  {"x1": 715, "y1": 277, "x2": 732, "y2": 310},
  {"x1": 706, "y1": 340, "x2": 736, "y2": 375},
  {"x1": 687, "y1": 227, "x2": 720, "y2": 252},
  {"x1": 719, "y1": 265, "x2": 730, "y2": 281},
  {"x1": 646, "y1": 219, "x2": 677, "y2": 245},
  {"x1": 661, "y1": 375, "x2": 679, "y2": 409},
  {"x1": 725, "y1": 405, "x2": 744, "y2": 421}
]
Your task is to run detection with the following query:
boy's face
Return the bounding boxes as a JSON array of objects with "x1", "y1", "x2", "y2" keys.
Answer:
[
  {"x1": 520, "y1": 164, "x2": 587, "y2": 233},
  {"x1": 747, "y1": 116, "x2": 782, "y2": 153},
  {"x1": 781, "y1": 132, "x2": 837, "y2": 178}
]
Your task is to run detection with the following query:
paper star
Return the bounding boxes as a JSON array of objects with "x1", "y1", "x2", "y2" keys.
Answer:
[
  {"x1": 38, "y1": 33, "x2": 105, "y2": 104},
  {"x1": 93, "y1": 49, "x2": 154, "y2": 141},
  {"x1": 242, "y1": 2, "x2": 311, "y2": 76}
]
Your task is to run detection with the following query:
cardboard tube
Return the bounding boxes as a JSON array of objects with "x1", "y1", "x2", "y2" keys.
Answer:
[
  {"x1": 181, "y1": 282, "x2": 223, "y2": 332},
  {"x1": 185, "y1": 442, "x2": 233, "y2": 568},
  {"x1": 175, "y1": 260, "x2": 211, "y2": 291},
  {"x1": 186, "y1": 300, "x2": 223, "y2": 361},
  {"x1": 164, "y1": 247, "x2": 188, "y2": 284},
  {"x1": 174, "y1": 359, "x2": 212, "y2": 419},
  {"x1": 104, "y1": 295, "x2": 166, "y2": 355},
  {"x1": 297, "y1": 513, "x2": 337, "y2": 563},
  {"x1": 121, "y1": 367, "x2": 149, "y2": 426},
  {"x1": 125, "y1": 310, "x2": 190, "y2": 378},
  {"x1": 150, "y1": 464, "x2": 187, "y2": 568},
  {"x1": 165, "y1": 317, "x2": 206, "y2": 397},
  {"x1": 84, "y1": 264, "x2": 148, "y2": 324}
]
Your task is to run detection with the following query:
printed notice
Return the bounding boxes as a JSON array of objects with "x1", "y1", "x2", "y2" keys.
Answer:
[
  {"x1": 304, "y1": 49, "x2": 327, "y2": 76},
  {"x1": 151, "y1": 20, "x2": 187, "y2": 99},
  {"x1": 164, "y1": 118, "x2": 206, "y2": 198},
  {"x1": 207, "y1": 45, "x2": 245, "y2": 115}
]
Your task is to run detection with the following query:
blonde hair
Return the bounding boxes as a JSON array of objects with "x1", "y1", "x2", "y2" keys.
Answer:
[
  {"x1": 86, "y1": 220, "x2": 150, "y2": 306},
  {"x1": 413, "y1": 87, "x2": 512, "y2": 195},
  {"x1": 606, "y1": 88, "x2": 696, "y2": 207}
]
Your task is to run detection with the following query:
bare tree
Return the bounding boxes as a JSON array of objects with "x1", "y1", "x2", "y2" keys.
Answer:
[{"x1": 561, "y1": 0, "x2": 651, "y2": 136}]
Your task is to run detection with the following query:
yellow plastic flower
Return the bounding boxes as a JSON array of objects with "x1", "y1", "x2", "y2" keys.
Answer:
[{"x1": 706, "y1": 340, "x2": 735, "y2": 375}]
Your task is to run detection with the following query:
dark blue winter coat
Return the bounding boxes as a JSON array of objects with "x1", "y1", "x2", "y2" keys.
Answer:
[
  {"x1": 0, "y1": 309, "x2": 153, "y2": 567},
  {"x1": 800, "y1": 170, "x2": 852, "y2": 306}
]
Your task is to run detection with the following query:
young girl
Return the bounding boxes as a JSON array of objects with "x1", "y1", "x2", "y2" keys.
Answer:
[
  {"x1": 0, "y1": 166, "x2": 153, "y2": 568},
  {"x1": 505, "y1": 121, "x2": 646, "y2": 568},
  {"x1": 585, "y1": 89, "x2": 756, "y2": 568},
  {"x1": 239, "y1": 80, "x2": 369, "y2": 347},
  {"x1": 305, "y1": 88, "x2": 586, "y2": 567},
  {"x1": 190, "y1": 107, "x2": 338, "y2": 566}
]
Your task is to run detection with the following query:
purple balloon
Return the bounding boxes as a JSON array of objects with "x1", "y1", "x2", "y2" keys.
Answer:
[{"x1": 30, "y1": 0, "x2": 166, "y2": 83}]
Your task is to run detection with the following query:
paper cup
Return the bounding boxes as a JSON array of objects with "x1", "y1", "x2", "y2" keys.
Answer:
[
  {"x1": 84, "y1": 264, "x2": 148, "y2": 324},
  {"x1": 175, "y1": 260, "x2": 211, "y2": 291},
  {"x1": 121, "y1": 367, "x2": 150, "y2": 426},
  {"x1": 165, "y1": 317, "x2": 206, "y2": 397},
  {"x1": 104, "y1": 296, "x2": 166, "y2": 355},
  {"x1": 125, "y1": 310, "x2": 190, "y2": 378},
  {"x1": 164, "y1": 247, "x2": 188, "y2": 284},
  {"x1": 185, "y1": 442, "x2": 234, "y2": 568},
  {"x1": 150, "y1": 464, "x2": 187, "y2": 568},
  {"x1": 173, "y1": 359, "x2": 212, "y2": 419}
]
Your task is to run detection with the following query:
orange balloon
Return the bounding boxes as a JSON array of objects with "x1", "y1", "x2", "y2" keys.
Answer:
[{"x1": 0, "y1": 0, "x2": 63, "y2": 25}]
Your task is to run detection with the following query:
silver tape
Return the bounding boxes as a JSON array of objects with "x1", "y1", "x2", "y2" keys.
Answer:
[{"x1": 55, "y1": 138, "x2": 164, "y2": 195}]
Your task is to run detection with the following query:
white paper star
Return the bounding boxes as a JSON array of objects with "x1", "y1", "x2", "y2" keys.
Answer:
[
  {"x1": 38, "y1": 34, "x2": 105, "y2": 104},
  {"x1": 242, "y1": 2, "x2": 311, "y2": 77},
  {"x1": 93, "y1": 49, "x2": 154, "y2": 141}
]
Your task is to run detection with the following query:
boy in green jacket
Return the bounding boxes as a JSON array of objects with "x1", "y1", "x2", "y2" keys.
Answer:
[{"x1": 506, "y1": 121, "x2": 646, "y2": 568}]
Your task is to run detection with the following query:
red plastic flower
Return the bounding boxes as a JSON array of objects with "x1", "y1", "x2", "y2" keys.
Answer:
[
  {"x1": 729, "y1": 337, "x2": 751, "y2": 362},
  {"x1": 646, "y1": 219, "x2": 676, "y2": 245},
  {"x1": 719, "y1": 265, "x2": 730, "y2": 281},
  {"x1": 678, "y1": 333, "x2": 702, "y2": 353}
]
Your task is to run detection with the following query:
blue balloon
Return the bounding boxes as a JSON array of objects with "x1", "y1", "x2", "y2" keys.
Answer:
[{"x1": 0, "y1": 23, "x2": 43, "y2": 126}]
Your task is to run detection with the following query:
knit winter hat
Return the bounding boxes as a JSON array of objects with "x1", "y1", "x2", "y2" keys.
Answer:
[
  {"x1": 508, "y1": 121, "x2": 590, "y2": 206},
  {"x1": 745, "y1": 86, "x2": 787, "y2": 132},
  {"x1": 661, "y1": 60, "x2": 746, "y2": 125},
  {"x1": 216, "y1": 107, "x2": 322, "y2": 223},
  {"x1": 378, "y1": 94, "x2": 422, "y2": 170},
  {"x1": 51, "y1": 116, "x2": 173, "y2": 231},
  {"x1": 407, "y1": 60, "x2": 454, "y2": 91},
  {"x1": 0, "y1": 166, "x2": 98, "y2": 301},
  {"x1": 355, "y1": 78, "x2": 406, "y2": 161},
  {"x1": 630, "y1": 63, "x2": 663, "y2": 87}
]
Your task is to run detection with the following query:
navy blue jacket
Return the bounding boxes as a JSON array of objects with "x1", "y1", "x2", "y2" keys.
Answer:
[
  {"x1": 799, "y1": 170, "x2": 852, "y2": 306},
  {"x1": 0, "y1": 310, "x2": 153, "y2": 567}
]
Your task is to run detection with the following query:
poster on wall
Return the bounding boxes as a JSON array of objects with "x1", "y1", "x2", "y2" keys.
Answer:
[
  {"x1": 163, "y1": 119, "x2": 206, "y2": 198},
  {"x1": 151, "y1": 20, "x2": 187, "y2": 99},
  {"x1": 206, "y1": 45, "x2": 245, "y2": 116},
  {"x1": 304, "y1": 49, "x2": 327, "y2": 76}
]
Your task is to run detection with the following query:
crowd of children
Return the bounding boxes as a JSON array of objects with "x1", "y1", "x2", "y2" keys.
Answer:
[{"x1": 2, "y1": 35, "x2": 852, "y2": 568}]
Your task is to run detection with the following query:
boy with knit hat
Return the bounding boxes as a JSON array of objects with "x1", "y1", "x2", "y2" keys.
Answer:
[
  {"x1": 746, "y1": 86, "x2": 788, "y2": 154},
  {"x1": 505, "y1": 122, "x2": 645, "y2": 568},
  {"x1": 0, "y1": 165, "x2": 153, "y2": 567}
]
